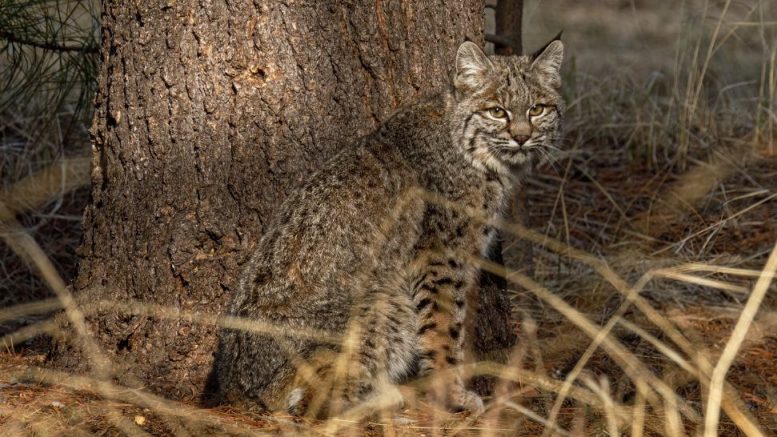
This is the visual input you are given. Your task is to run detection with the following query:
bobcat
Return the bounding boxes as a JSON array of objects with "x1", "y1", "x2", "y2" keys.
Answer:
[{"x1": 215, "y1": 39, "x2": 564, "y2": 418}]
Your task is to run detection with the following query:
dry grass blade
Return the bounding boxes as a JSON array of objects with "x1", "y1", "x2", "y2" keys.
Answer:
[
  {"x1": 704, "y1": 242, "x2": 777, "y2": 437},
  {"x1": 617, "y1": 319, "x2": 695, "y2": 376},
  {"x1": 317, "y1": 384, "x2": 405, "y2": 435},
  {"x1": 0, "y1": 298, "x2": 60, "y2": 324},
  {"x1": 0, "y1": 156, "x2": 90, "y2": 220},
  {"x1": 1, "y1": 318, "x2": 61, "y2": 351},
  {"x1": 582, "y1": 376, "x2": 620, "y2": 437},
  {"x1": 619, "y1": 312, "x2": 767, "y2": 435},
  {"x1": 1, "y1": 297, "x2": 343, "y2": 351},
  {"x1": 631, "y1": 382, "x2": 648, "y2": 437},
  {"x1": 656, "y1": 271, "x2": 749, "y2": 295},
  {"x1": 502, "y1": 400, "x2": 573, "y2": 437},
  {"x1": 674, "y1": 264, "x2": 764, "y2": 277},
  {"x1": 92, "y1": 299, "x2": 343, "y2": 345},
  {"x1": 469, "y1": 362, "x2": 633, "y2": 423}
]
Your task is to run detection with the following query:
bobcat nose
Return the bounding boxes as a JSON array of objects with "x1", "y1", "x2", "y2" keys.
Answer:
[{"x1": 513, "y1": 135, "x2": 530, "y2": 145}]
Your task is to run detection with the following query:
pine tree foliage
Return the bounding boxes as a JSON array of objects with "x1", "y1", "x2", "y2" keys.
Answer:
[
  {"x1": 0, "y1": 0, "x2": 99, "y2": 143},
  {"x1": 1, "y1": 0, "x2": 99, "y2": 198}
]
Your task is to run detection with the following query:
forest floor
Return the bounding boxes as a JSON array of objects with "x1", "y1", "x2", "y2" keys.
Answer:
[{"x1": 2, "y1": 0, "x2": 777, "y2": 435}]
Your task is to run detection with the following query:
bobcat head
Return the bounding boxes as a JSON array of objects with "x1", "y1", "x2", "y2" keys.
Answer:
[{"x1": 450, "y1": 38, "x2": 565, "y2": 177}]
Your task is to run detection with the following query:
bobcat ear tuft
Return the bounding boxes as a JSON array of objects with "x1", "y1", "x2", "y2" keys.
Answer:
[
  {"x1": 454, "y1": 41, "x2": 493, "y2": 92},
  {"x1": 530, "y1": 31, "x2": 563, "y2": 60},
  {"x1": 530, "y1": 34, "x2": 563, "y2": 88}
]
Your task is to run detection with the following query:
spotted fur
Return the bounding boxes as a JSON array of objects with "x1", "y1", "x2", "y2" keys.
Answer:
[{"x1": 215, "y1": 40, "x2": 564, "y2": 418}]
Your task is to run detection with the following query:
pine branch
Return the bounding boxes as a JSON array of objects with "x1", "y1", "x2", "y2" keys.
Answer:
[
  {"x1": 0, "y1": 29, "x2": 98, "y2": 54},
  {"x1": 485, "y1": 33, "x2": 512, "y2": 49}
]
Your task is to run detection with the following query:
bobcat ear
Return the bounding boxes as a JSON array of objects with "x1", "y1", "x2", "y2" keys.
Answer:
[
  {"x1": 454, "y1": 41, "x2": 494, "y2": 92},
  {"x1": 530, "y1": 34, "x2": 564, "y2": 89}
]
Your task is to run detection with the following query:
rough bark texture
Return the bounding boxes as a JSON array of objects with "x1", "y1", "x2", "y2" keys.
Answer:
[{"x1": 53, "y1": 0, "x2": 512, "y2": 400}]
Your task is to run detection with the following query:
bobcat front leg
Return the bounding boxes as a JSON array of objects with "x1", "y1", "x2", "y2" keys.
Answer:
[
  {"x1": 412, "y1": 252, "x2": 484, "y2": 415},
  {"x1": 276, "y1": 290, "x2": 417, "y2": 419}
]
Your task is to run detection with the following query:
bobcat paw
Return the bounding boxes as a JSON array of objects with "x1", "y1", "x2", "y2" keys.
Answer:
[
  {"x1": 451, "y1": 389, "x2": 484, "y2": 415},
  {"x1": 285, "y1": 385, "x2": 331, "y2": 418},
  {"x1": 287, "y1": 387, "x2": 306, "y2": 414},
  {"x1": 428, "y1": 384, "x2": 485, "y2": 415},
  {"x1": 285, "y1": 381, "x2": 404, "y2": 419}
]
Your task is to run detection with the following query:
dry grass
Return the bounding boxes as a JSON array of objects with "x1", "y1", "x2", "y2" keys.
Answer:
[{"x1": 2, "y1": 0, "x2": 777, "y2": 435}]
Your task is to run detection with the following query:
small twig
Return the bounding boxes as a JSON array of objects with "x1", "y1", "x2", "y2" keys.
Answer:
[{"x1": 484, "y1": 33, "x2": 512, "y2": 48}]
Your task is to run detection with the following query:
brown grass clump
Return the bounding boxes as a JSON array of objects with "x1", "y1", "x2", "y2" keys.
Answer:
[{"x1": 2, "y1": 0, "x2": 777, "y2": 435}]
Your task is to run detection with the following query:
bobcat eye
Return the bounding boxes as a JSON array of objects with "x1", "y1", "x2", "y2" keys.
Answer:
[
  {"x1": 487, "y1": 107, "x2": 508, "y2": 119},
  {"x1": 528, "y1": 104, "x2": 546, "y2": 117}
]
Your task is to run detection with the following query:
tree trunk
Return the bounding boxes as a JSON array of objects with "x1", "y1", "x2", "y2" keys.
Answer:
[
  {"x1": 494, "y1": 0, "x2": 523, "y2": 56},
  {"x1": 53, "y1": 0, "x2": 505, "y2": 400}
]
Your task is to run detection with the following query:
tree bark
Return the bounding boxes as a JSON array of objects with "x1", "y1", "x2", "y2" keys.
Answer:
[{"x1": 53, "y1": 0, "x2": 502, "y2": 400}]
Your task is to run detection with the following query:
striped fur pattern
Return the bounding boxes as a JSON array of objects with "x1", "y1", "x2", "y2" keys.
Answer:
[{"x1": 214, "y1": 40, "x2": 564, "y2": 418}]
